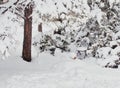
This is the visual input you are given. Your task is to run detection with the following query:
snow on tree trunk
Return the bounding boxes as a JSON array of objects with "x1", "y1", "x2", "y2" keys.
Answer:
[{"x1": 22, "y1": 3, "x2": 33, "y2": 62}]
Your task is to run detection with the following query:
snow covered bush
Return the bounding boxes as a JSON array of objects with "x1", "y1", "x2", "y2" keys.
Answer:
[
  {"x1": 32, "y1": 0, "x2": 89, "y2": 55},
  {"x1": 33, "y1": 25, "x2": 75, "y2": 55},
  {"x1": 0, "y1": 15, "x2": 23, "y2": 60}
]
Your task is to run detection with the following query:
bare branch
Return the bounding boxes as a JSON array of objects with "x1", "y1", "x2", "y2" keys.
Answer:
[{"x1": 1, "y1": 0, "x2": 20, "y2": 14}]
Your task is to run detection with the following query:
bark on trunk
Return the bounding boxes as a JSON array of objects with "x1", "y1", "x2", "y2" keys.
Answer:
[{"x1": 22, "y1": 3, "x2": 33, "y2": 62}]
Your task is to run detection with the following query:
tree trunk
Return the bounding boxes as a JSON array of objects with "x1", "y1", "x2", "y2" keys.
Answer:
[
  {"x1": 22, "y1": 3, "x2": 33, "y2": 62},
  {"x1": 38, "y1": 23, "x2": 42, "y2": 32}
]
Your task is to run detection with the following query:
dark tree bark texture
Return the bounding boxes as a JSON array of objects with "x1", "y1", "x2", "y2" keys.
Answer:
[{"x1": 22, "y1": 3, "x2": 33, "y2": 62}]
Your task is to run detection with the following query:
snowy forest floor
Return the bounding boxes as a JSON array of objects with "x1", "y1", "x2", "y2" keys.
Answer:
[{"x1": 0, "y1": 53, "x2": 120, "y2": 88}]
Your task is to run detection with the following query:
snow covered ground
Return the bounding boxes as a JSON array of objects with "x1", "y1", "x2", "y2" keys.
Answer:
[{"x1": 0, "y1": 53, "x2": 120, "y2": 88}]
